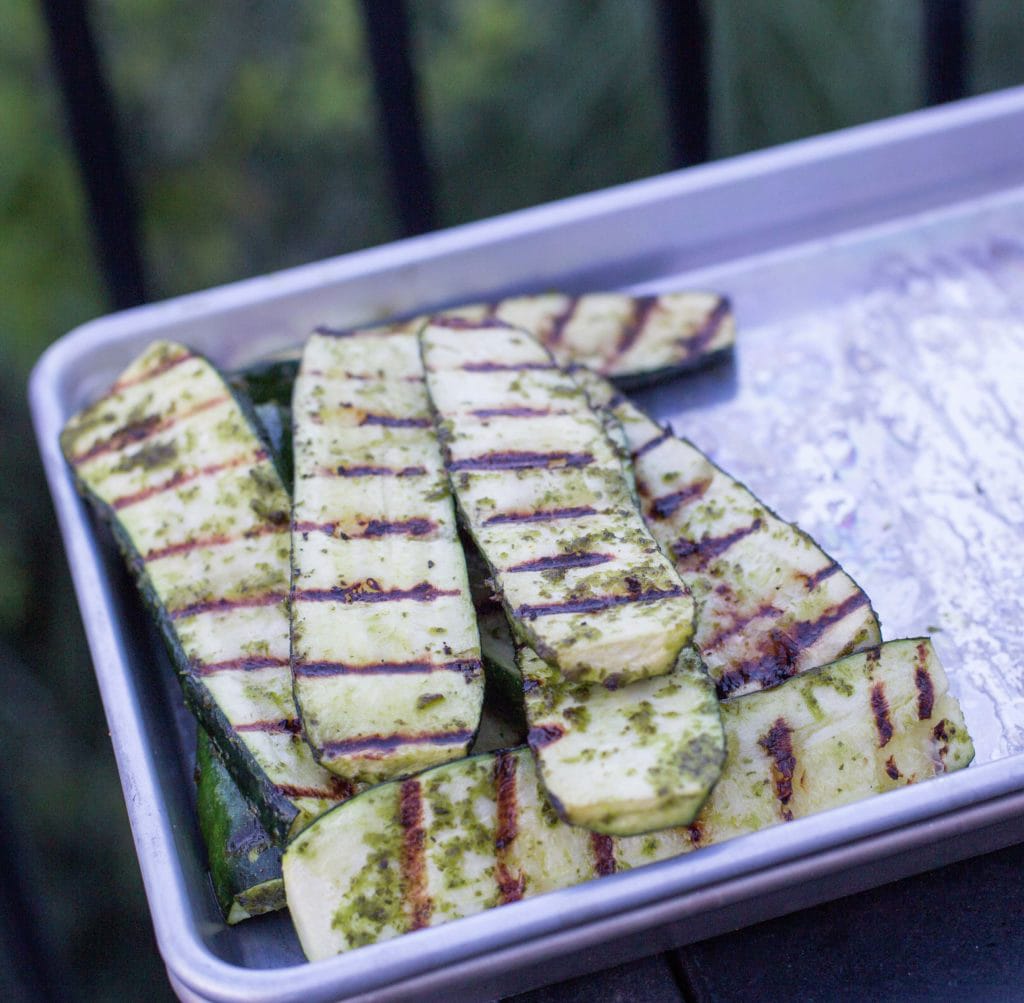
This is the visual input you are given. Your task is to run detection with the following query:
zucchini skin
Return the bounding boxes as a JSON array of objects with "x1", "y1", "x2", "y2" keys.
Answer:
[
  {"x1": 290, "y1": 333, "x2": 485, "y2": 783},
  {"x1": 420, "y1": 319, "x2": 696, "y2": 687},
  {"x1": 61, "y1": 341, "x2": 353, "y2": 843},
  {"x1": 576, "y1": 370, "x2": 882, "y2": 698},
  {"x1": 283, "y1": 638, "x2": 972, "y2": 959},
  {"x1": 195, "y1": 727, "x2": 285, "y2": 923}
]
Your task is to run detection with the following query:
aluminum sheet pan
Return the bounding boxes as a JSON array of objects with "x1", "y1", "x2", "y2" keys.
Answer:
[{"x1": 30, "y1": 88, "x2": 1024, "y2": 1001}]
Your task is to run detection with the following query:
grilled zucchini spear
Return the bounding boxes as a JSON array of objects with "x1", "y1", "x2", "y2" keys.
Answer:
[
  {"x1": 290, "y1": 333, "x2": 485, "y2": 783},
  {"x1": 313, "y1": 291, "x2": 735, "y2": 385},
  {"x1": 284, "y1": 638, "x2": 973, "y2": 959},
  {"x1": 60, "y1": 341, "x2": 354, "y2": 841},
  {"x1": 576, "y1": 369, "x2": 882, "y2": 697},
  {"x1": 420, "y1": 318, "x2": 697, "y2": 686}
]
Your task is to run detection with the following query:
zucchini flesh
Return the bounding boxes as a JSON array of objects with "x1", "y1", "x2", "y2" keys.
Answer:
[
  {"x1": 61, "y1": 341, "x2": 354, "y2": 841},
  {"x1": 315, "y1": 291, "x2": 735, "y2": 384},
  {"x1": 420, "y1": 319, "x2": 696, "y2": 686},
  {"x1": 195, "y1": 727, "x2": 285, "y2": 924},
  {"x1": 283, "y1": 638, "x2": 972, "y2": 959},
  {"x1": 290, "y1": 333, "x2": 484, "y2": 783},
  {"x1": 577, "y1": 370, "x2": 882, "y2": 698},
  {"x1": 517, "y1": 643, "x2": 724, "y2": 835}
]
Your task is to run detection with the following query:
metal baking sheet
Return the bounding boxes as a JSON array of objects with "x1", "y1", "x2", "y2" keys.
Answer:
[{"x1": 30, "y1": 88, "x2": 1024, "y2": 1002}]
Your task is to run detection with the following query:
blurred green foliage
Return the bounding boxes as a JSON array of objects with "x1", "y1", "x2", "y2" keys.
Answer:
[{"x1": 2, "y1": 1, "x2": 1023, "y2": 998}]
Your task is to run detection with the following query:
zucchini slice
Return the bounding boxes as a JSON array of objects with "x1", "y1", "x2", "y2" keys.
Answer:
[
  {"x1": 420, "y1": 319, "x2": 696, "y2": 686},
  {"x1": 283, "y1": 638, "x2": 972, "y2": 959},
  {"x1": 290, "y1": 333, "x2": 485, "y2": 783},
  {"x1": 577, "y1": 370, "x2": 882, "y2": 698},
  {"x1": 61, "y1": 341, "x2": 354, "y2": 841},
  {"x1": 315, "y1": 291, "x2": 734, "y2": 384},
  {"x1": 195, "y1": 727, "x2": 285, "y2": 924},
  {"x1": 517, "y1": 642, "x2": 724, "y2": 835}
]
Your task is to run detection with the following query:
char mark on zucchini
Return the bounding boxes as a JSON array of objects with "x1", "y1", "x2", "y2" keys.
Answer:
[
  {"x1": 614, "y1": 295, "x2": 658, "y2": 357},
  {"x1": 494, "y1": 751, "x2": 526, "y2": 904},
  {"x1": 110, "y1": 450, "x2": 268, "y2": 509},
  {"x1": 447, "y1": 450, "x2": 595, "y2": 472},
  {"x1": 168, "y1": 591, "x2": 285, "y2": 621},
  {"x1": 460, "y1": 361, "x2": 558, "y2": 374},
  {"x1": 516, "y1": 585, "x2": 686, "y2": 620},
  {"x1": 110, "y1": 347, "x2": 195, "y2": 392},
  {"x1": 69, "y1": 395, "x2": 228, "y2": 465},
  {"x1": 915, "y1": 641, "x2": 935, "y2": 719},
  {"x1": 758, "y1": 718, "x2": 797, "y2": 821},
  {"x1": 590, "y1": 833, "x2": 617, "y2": 876},
  {"x1": 677, "y1": 296, "x2": 732, "y2": 361},
  {"x1": 871, "y1": 683, "x2": 894, "y2": 747},
  {"x1": 235, "y1": 719, "x2": 302, "y2": 735},
  {"x1": 647, "y1": 478, "x2": 712, "y2": 519},
  {"x1": 324, "y1": 464, "x2": 428, "y2": 478},
  {"x1": 143, "y1": 523, "x2": 288, "y2": 563},
  {"x1": 482, "y1": 505, "x2": 597, "y2": 526},
  {"x1": 320, "y1": 730, "x2": 478, "y2": 757},
  {"x1": 292, "y1": 518, "x2": 438, "y2": 538},
  {"x1": 672, "y1": 519, "x2": 763, "y2": 569},
  {"x1": 359, "y1": 414, "x2": 432, "y2": 429},
  {"x1": 527, "y1": 723, "x2": 566, "y2": 749},
  {"x1": 294, "y1": 659, "x2": 482, "y2": 677},
  {"x1": 470, "y1": 406, "x2": 557, "y2": 419},
  {"x1": 505, "y1": 552, "x2": 613, "y2": 573},
  {"x1": 801, "y1": 560, "x2": 840, "y2": 590},
  {"x1": 399, "y1": 779, "x2": 433, "y2": 931},
  {"x1": 632, "y1": 427, "x2": 672, "y2": 459},
  {"x1": 194, "y1": 655, "x2": 291, "y2": 675},
  {"x1": 292, "y1": 582, "x2": 460, "y2": 604}
]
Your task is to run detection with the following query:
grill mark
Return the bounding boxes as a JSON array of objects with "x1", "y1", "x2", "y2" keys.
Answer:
[
  {"x1": 648, "y1": 478, "x2": 711, "y2": 519},
  {"x1": 703, "y1": 603, "x2": 783, "y2": 651},
  {"x1": 613, "y1": 295, "x2": 658, "y2": 359},
  {"x1": 686, "y1": 821, "x2": 705, "y2": 847},
  {"x1": 318, "y1": 464, "x2": 428, "y2": 478},
  {"x1": 276, "y1": 777, "x2": 356, "y2": 802},
  {"x1": 470, "y1": 406, "x2": 555, "y2": 419},
  {"x1": 110, "y1": 350, "x2": 194, "y2": 392},
  {"x1": 885, "y1": 756, "x2": 901, "y2": 781},
  {"x1": 294, "y1": 658, "x2": 482, "y2": 677},
  {"x1": 71, "y1": 395, "x2": 228, "y2": 464},
  {"x1": 168, "y1": 591, "x2": 285, "y2": 621},
  {"x1": 527, "y1": 723, "x2": 566, "y2": 749},
  {"x1": 871, "y1": 683, "x2": 894, "y2": 747},
  {"x1": 459, "y1": 361, "x2": 557, "y2": 373},
  {"x1": 915, "y1": 641, "x2": 935, "y2": 720},
  {"x1": 517, "y1": 586, "x2": 684, "y2": 620},
  {"x1": 399, "y1": 780, "x2": 432, "y2": 931},
  {"x1": 494, "y1": 752, "x2": 525, "y2": 904},
  {"x1": 678, "y1": 297, "x2": 731, "y2": 359},
  {"x1": 483, "y1": 505, "x2": 596, "y2": 526},
  {"x1": 360, "y1": 414, "x2": 432, "y2": 429},
  {"x1": 320, "y1": 729, "x2": 475, "y2": 757},
  {"x1": 143, "y1": 522, "x2": 287, "y2": 563},
  {"x1": 758, "y1": 718, "x2": 796, "y2": 821},
  {"x1": 234, "y1": 718, "x2": 302, "y2": 735},
  {"x1": 193, "y1": 655, "x2": 289, "y2": 676},
  {"x1": 293, "y1": 582, "x2": 459, "y2": 604},
  {"x1": 542, "y1": 297, "x2": 579, "y2": 347},
  {"x1": 292, "y1": 518, "x2": 437, "y2": 539},
  {"x1": 431, "y1": 316, "x2": 514, "y2": 333},
  {"x1": 632, "y1": 427, "x2": 672, "y2": 459},
  {"x1": 716, "y1": 592, "x2": 872, "y2": 697},
  {"x1": 802, "y1": 561, "x2": 840, "y2": 590},
  {"x1": 590, "y1": 833, "x2": 616, "y2": 876},
  {"x1": 448, "y1": 450, "x2": 595, "y2": 472},
  {"x1": 672, "y1": 519, "x2": 763, "y2": 570},
  {"x1": 303, "y1": 364, "x2": 425, "y2": 384},
  {"x1": 505, "y1": 552, "x2": 613, "y2": 573},
  {"x1": 111, "y1": 450, "x2": 268, "y2": 509}
]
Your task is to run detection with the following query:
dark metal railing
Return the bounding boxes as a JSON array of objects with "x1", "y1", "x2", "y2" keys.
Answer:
[{"x1": 40, "y1": 0, "x2": 975, "y2": 315}]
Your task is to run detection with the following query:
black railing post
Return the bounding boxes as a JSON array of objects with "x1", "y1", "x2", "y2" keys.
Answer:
[
  {"x1": 39, "y1": 0, "x2": 149, "y2": 309},
  {"x1": 655, "y1": 0, "x2": 710, "y2": 169},
  {"x1": 924, "y1": 0, "x2": 972, "y2": 105},
  {"x1": 358, "y1": 0, "x2": 437, "y2": 237}
]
